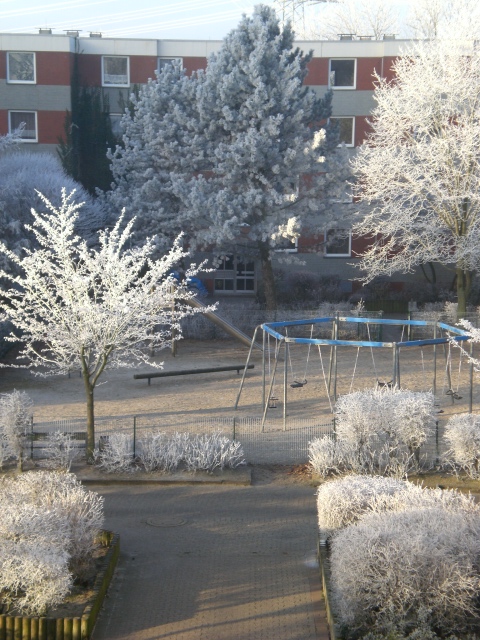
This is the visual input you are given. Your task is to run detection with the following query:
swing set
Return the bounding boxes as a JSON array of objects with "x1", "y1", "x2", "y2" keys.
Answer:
[{"x1": 234, "y1": 315, "x2": 474, "y2": 430}]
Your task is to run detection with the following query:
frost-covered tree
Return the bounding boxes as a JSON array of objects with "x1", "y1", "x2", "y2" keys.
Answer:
[
  {"x1": 352, "y1": 37, "x2": 480, "y2": 315},
  {"x1": 172, "y1": 5, "x2": 348, "y2": 309},
  {"x1": 0, "y1": 145, "x2": 107, "y2": 277},
  {"x1": 306, "y1": 0, "x2": 399, "y2": 40},
  {"x1": 107, "y1": 6, "x2": 350, "y2": 309},
  {"x1": 104, "y1": 62, "x2": 199, "y2": 251},
  {"x1": 0, "y1": 390, "x2": 33, "y2": 470},
  {"x1": 0, "y1": 190, "x2": 207, "y2": 459},
  {"x1": 406, "y1": 0, "x2": 480, "y2": 39}
]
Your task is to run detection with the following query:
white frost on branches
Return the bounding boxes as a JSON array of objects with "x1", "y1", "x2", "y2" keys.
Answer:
[
  {"x1": 352, "y1": 37, "x2": 480, "y2": 312},
  {"x1": 0, "y1": 189, "x2": 209, "y2": 456},
  {"x1": 444, "y1": 413, "x2": 480, "y2": 477},
  {"x1": 309, "y1": 388, "x2": 436, "y2": 477},
  {"x1": 319, "y1": 475, "x2": 480, "y2": 635},
  {"x1": 0, "y1": 471, "x2": 104, "y2": 614},
  {"x1": 330, "y1": 508, "x2": 480, "y2": 635},
  {"x1": 0, "y1": 390, "x2": 33, "y2": 470},
  {"x1": 97, "y1": 430, "x2": 246, "y2": 473}
]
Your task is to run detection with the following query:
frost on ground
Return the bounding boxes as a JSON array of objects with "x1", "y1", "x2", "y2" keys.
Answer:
[
  {"x1": 319, "y1": 475, "x2": 480, "y2": 637},
  {"x1": 0, "y1": 471, "x2": 104, "y2": 615},
  {"x1": 94, "y1": 430, "x2": 246, "y2": 474}
]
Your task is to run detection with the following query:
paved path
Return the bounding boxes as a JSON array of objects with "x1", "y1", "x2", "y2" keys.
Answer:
[{"x1": 91, "y1": 482, "x2": 328, "y2": 640}]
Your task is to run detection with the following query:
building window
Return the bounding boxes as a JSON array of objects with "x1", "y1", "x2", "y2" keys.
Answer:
[
  {"x1": 214, "y1": 255, "x2": 255, "y2": 293},
  {"x1": 7, "y1": 52, "x2": 36, "y2": 83},
  {"x1": 329, "y1": 59, "x2": 356, "y2": 89},
  {"x1": 157, "y1": 57, "x2": 182, "y2": 73},
  {"x1": 330, "y1": 117, "x2": 355, "y2": 147},
  {"x1": 9, "y1": 111, "x2": 37, "y2": 142},
  {"x1": 109, "y1": 113, "x2": 123, "y2": 138},
  {"x1": 325, "y1": 229, "x2": 351, "y2": 257},
  {"x1": 275, "y1": 237, "x2": 298, "y2": 253},
  {"x1": 102, "y1": 56, "x2": 129, "y2": 87}
]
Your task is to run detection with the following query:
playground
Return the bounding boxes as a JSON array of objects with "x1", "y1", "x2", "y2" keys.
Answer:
[{"x1": 1, "y1": 311, "x2": 479, "y2": 466}]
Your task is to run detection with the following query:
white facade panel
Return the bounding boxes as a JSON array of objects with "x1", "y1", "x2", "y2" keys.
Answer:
[{"x1": 0, "y1": 33, "x2": 74, "y2": 52}]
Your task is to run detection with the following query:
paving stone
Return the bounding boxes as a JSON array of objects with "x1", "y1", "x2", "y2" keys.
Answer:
[{"x1": 92, "y1": 484, "x2": 328, "y2": 640}]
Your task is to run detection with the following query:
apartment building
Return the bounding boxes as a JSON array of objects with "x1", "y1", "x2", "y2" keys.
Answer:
[{"x1": 0, "y1": 31, "x2": 432, "y2": 299}]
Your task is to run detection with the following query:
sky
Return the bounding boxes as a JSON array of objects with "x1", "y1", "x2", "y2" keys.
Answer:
[{"x1": 0, "y1": 0, "x2": 261, "y2": 40}]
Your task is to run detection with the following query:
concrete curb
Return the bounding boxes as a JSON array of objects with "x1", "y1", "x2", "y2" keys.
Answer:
[{"x1": 73, "y1": 465, "x2": 252, "y2": 486}]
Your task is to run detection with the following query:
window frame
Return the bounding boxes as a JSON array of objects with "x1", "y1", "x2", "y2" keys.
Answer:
[
  {"x1": 157, "y1": 57, "x2": 183, "y2": 74},
  {"x1": 324, "y1": 228, "x2": 352, "y2": 257},
  {"x1": 328, "y1": 58, "x2": 357, "y2": 90},
  {"x1": 275, "y1": 237, "x2": 298, "y2": 253},
  {"x1": 329, "y1": 116, "x2": 355, "y2": 147},
  {"x1": 102, "y1": 55, "x2": 130, "y2": 88},
  {"x1": 7, "y1": 51, "x2": 36, "y2": 84},
  {"x1": 214, "y1": 254, "x2": 256, "y2": 294},
  {"x1": 8, "y1": 110, "x2": 38, "y2": 142}
]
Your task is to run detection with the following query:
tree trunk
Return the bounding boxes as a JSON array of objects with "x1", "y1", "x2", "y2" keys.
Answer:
[
  {"x1": 456, "y1": 266, "x2": 471, "y2": 318},
  {"x1": 82, "y1": 372, "x2": 95, "y2": 462},
  {"x1": 259, "y1": 243, "x2": 277, "y2": 311}
]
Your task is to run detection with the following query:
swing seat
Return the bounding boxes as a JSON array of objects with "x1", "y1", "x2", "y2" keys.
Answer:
[
  {"x1": 377, "y1": 379, "x2": 394, "y2": 389},
  {"x1": 290, "y1": 379, "x2": 307, "y2": 388},
  {"x1": 268, "y1": 396, "x2": 278, "y2": 408},
  {"x1": 445, "y1": 389, "x2": 462, "y2": 400}
]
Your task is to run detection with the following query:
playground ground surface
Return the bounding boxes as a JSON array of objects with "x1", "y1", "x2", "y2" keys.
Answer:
[{"x1": 0, "y1": 336, "x2": 478, "y2": 428}]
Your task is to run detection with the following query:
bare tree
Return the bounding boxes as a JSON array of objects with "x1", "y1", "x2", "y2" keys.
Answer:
[{"x1": 352, "y1": 38, "x2": 480, "y2": 314}]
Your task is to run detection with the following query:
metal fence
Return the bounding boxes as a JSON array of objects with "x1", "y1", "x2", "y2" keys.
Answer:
[{"x1": 30, "y1": 413, "x2": 447, "y2": 466}]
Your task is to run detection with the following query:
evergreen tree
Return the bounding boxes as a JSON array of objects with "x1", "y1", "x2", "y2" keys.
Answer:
[{"x1": 172, "y1": 5, "x2": 347, "y2": 308}]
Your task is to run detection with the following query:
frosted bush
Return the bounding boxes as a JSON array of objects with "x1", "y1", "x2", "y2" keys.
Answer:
[
  {"x1": 316, "y1": 475, "x2": 410, "y2": 536},
  {"x1": 444, "y1": 413, "x2": 480, "y2": 478},
  {"x1": 42, "y1": 431, "x2": 81, "y2": 470},
  {"x1": 94, "y1": 432, "x2": 134, "y2": 473},
  {"x1": 330, "y1": 508, "x2": 480, "y2": 636},
  {"x1": 0, "y1": 502, "x2": 72, "y2": 614},
  {"x1": 128, "y1": 430, "x2": 245, "y2": 473},
  {"x1": 0, "y1": 472, "x2": 104, "y2": 579},
  {"x1": 137, "y1": 431, "x2": 189, "y2": 472},
  {"x1": 317, "y1": 475, "x2": 478, "y2": 538},
  {"x1": 309, "y1": 436, "x2": 344, "y2": 477},
  {"x1": 334, "y1": 388, "x2": 435, "y2": 473},
  {"x1": 309, "y1": 437, "x2": 378, "y2": 476},
  {"x1": 0, "y1": 389, "x2": 33, "y2": 470},
  {"x1": 183, "y1": 432, "x2": 246, "y2": 472}
]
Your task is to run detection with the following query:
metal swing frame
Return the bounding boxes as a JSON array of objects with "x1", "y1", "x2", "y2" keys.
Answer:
[{"x1": 234, "y1": 315, "x2": 474, "y2": 430}]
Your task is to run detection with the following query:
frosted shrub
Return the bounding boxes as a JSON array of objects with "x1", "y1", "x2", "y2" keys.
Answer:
[
  {"x1": 0, "y1": 503, "x2": 72, "y2": 614},
  {"x1": 317, "y1": 475, "x2": 478, "y2": 538},
  {"x1": 444, "y1": 413, "x2": 480, "y2": 478},
  {"x1": 309, "y1": 437, "x2": 344, "y2": 477},
  {"x1": 137, "y1": 431, "x2": 246, "y2": 473},
  {"x1": 183, "y1": 433, "x2": 246, "y2": 472},
  {"x1": 42, "y1": 431, "x2": 81, "y2": 470},
  {"x1": 0, "y1": 471, "x2": 104, "y2": 613},
  {"x1": 137, "y1": 431, "x2": 189, "y2": 472},
  {"x1": 330, "y1": 508, "x2": 480, "y2": 636},
  {"x1": 0, "y1": 389, "x2": 33, "y2": 470},
  {"x1": 0, "y1": 472, "x2": 104, "y2": 579},
  {"x1": 94, "y1": 432, "x2": 134, "y2": 473},
  {"x1": 333, "y1": 388, "x2": 435, "y2": 473},
  {"x1": 316, "y1": 475, "x2": 410, "y2": 536}
]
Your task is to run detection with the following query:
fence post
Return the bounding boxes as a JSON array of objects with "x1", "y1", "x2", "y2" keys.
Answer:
[
  {"x1": 30, "y1": 416, "x2": 34, "y2": 459},
  {"x1": 435, "y1": 420, "x2": 439, "y2": 464},
  {"x1": 232, "y1": 416, "x2": 236, "y2": 441},
  {"x1": 133, "y1": 416, "x2": 136, "y2": 458}
]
